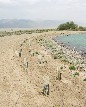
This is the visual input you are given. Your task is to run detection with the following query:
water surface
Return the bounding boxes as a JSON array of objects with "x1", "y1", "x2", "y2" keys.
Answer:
[{"x1": 54, "y1": 34, "x2": 86, "y2": 54}]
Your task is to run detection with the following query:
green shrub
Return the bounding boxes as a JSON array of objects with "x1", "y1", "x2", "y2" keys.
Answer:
[
  {"x1": 73, "y1": 72, "x2": 79, "y2": 77},
  {"x1": 58, "y1": 21, "x2": 78, "y2": 30},
  {"x1": 60, "y1": 67, "x2": 63, "y2": 69},
  {"x1": 69, "y1": 66, "x2": 76, "y2": 70},
  {"x1": 83, "y1": 78, "x2": 86, "y2": 81},
  {"x1": 35, "y1": 52, "x2": 39, "y2": 55}
]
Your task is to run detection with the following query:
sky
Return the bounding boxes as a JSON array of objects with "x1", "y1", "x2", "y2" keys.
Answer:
[{"x1": 0, "y1": 0, "x2": 86, "y2": 25}]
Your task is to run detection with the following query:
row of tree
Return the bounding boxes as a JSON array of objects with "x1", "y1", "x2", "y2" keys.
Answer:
[{"x1": 57, "y1": 21, "x2": 86, "y2": 31}]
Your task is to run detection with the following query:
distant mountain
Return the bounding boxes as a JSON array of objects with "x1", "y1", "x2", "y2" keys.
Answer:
[{"x1": 0, "y1": 19, "x2": 65, "y2": 28}]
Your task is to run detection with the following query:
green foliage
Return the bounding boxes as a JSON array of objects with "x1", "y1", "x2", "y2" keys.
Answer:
[
  {"x1": 58, "y1": 21, "x2": 78, "y2": 30},
  {"x1": 83, "y1": 78, "x2": 86, "y2": 81},
  {"x1": 58, "y1": 21, "x2": 86, "y2": 31},
  {"x1": 69, "y1": 65, "x2": 76, "y2": 70},
  {"x1": 35, "y1": 52, "x2": 39, "y2": 55},
  {"x1": 73, "y1": 72, "x2": 79, "y2": 77},
  {"x1": 60, "y1": 67, "x2": 63, "y2": 69},
  {"x1": 78, "y1": 26, "x2": 86, "y2": 31}
]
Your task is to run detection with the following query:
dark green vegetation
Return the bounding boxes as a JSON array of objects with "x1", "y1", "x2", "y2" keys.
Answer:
[
  {"x1": 73, "y1": 72, "x2": 79, "y2": 77},
  {"x1": 57, "y1": 21, "x2": 86, "y2": 31},
  {"x1": 69, "y1": 66, "x2": 76, "y2": 70},
  {"x1": 83, "y1": 78, "x2": 86, "y2": 81}
]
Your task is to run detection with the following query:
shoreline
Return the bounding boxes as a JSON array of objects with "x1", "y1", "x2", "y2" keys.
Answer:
[
  {"x1": 36, "y1": 30, "x2": 86, "y2": 71},
  {"x1": 51, "y1": 33, "x2": 86, "y2": 71},
  {"x1": 53, "y1": 36, "x2": 86, "y2": 57},
  {"x1": 0, "y1": 30, "x2": 86, "y2": 107}
]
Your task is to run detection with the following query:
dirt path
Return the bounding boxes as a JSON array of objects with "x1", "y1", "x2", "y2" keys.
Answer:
[{"x1": 0, "y1": 34, "x2": 54, "y2": 107}]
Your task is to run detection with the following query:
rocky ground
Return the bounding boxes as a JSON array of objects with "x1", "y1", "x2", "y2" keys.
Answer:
[{"x1": 0, "y1": 31, "x2": 86, "y2": 107}]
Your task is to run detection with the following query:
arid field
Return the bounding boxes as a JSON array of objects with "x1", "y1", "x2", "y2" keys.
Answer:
[{"x1": 0, "y1": 30, "x2": 86, "y2": 107}]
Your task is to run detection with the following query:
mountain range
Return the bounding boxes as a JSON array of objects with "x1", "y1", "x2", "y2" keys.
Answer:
[
  {"x1": 0, "y1": 19, "x2": 66, "y2": 28},
  {"x1": 0, "y1": 19, "x2": 85, "y2": 28}
]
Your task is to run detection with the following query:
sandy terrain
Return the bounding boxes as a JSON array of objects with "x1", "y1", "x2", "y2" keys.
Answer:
[{"x1": 0, "y1": 31, "x2": 86, "y2": 107}]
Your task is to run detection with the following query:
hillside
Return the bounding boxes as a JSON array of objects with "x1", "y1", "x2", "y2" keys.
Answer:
[{"x1": 0, "y1": 19, "x2": 65, "y2": 28}]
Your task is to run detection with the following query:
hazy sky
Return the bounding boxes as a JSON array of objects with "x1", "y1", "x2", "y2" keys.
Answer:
[{"x1": 0, "y1": 0, "x2": 86, "y2": 24}]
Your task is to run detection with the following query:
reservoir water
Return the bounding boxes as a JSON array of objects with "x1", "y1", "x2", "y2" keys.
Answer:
[{"x1": 54, "y1": 34, "x2": 86, "y2": 54}]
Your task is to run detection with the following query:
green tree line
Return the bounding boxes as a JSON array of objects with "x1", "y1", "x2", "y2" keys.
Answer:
[{"x1": 57, "y1": 21, "x2": 86, "y2": 31}]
